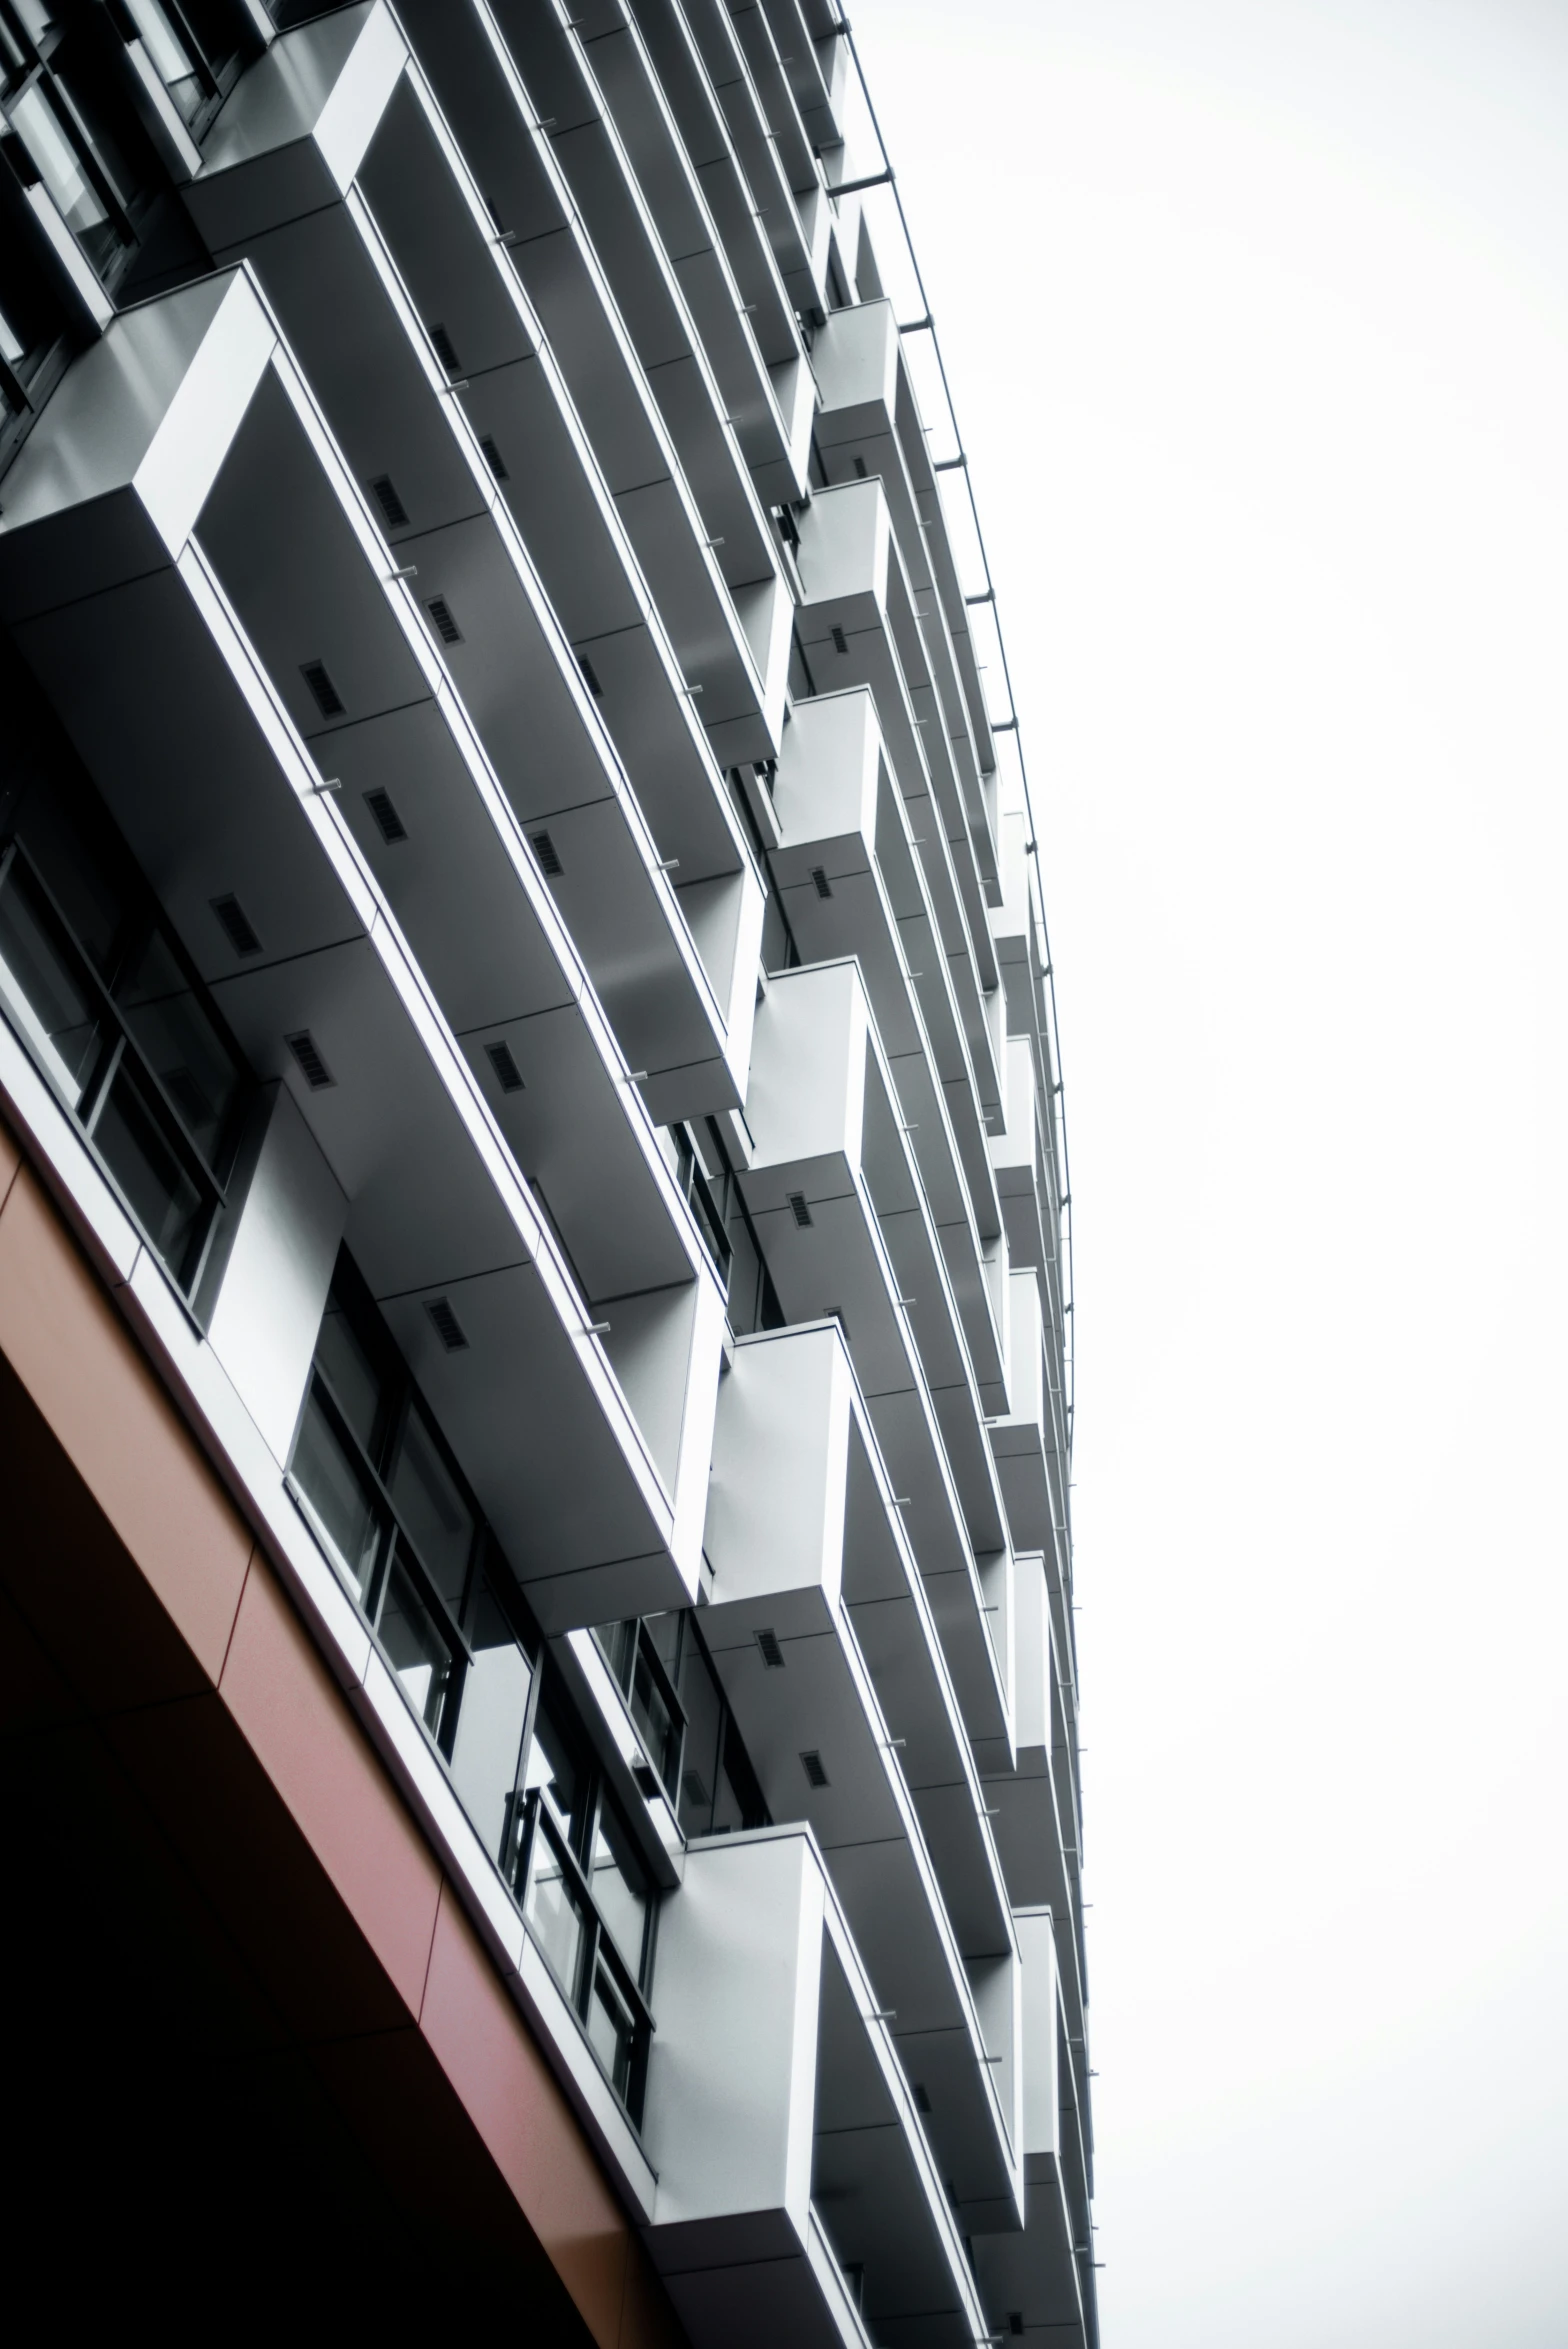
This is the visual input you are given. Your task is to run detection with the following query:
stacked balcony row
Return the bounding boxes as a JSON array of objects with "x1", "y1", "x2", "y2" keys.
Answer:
[{"x1": 0, "y1": 1, "x2": 1090, "y2": 2342}]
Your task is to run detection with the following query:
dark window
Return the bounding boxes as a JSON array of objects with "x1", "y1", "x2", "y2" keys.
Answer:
[
  {"x1": 0, "y1": 832, "x2": 248, "y2": 1294},
  {"x1": 289, "y1": 1251, "x2": 659, "y2": 2122}
]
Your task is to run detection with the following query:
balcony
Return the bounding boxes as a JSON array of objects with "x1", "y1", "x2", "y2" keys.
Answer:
[
  {"x1": 669, "y1": 0, "x2": 831, "y2": 318},
  {"x1": 971, "y1": 1910, "x2": 1096, "y2": 2349},
  {"x1": 644, "y1": 1825, "x2": 993, "y2": 2349},
  {"x1": 737, "y1": 957, "x2": 1011, "y2": 1744},
  {"x1": 570, "y1": 4, "x2": 813, "y2": 508},
  {"x1": 180, "y1": 4, "x2": 766, "y2": 1081},
  {"x1": 811, "y1": 293, "x2": 999, "y2": 827},
  {"x1": 772, "y1": 687, "x2": 1006, "y2": 1346},
  {"x1": 458, "y1": 0, "x2": 792, "y2": 740},
  {"x1": 704, "y1": 1320, "x2": 1021, "y2": 2231},
  {"x1": 792, "y1": 479, "x2": 1002, "y2": 1121},
  {"x1": 0, "y1": 267, "x2": 725, "y2": 1630}
]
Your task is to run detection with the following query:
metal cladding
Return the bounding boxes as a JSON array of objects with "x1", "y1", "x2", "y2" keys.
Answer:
[{"x1": 0, "y1": 3, "x2": 1091, "y2": 2341}]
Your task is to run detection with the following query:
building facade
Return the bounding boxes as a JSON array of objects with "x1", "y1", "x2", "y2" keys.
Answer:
[{"x1": 0, "y1": 2, "x2": 1092, "y2": 2340}]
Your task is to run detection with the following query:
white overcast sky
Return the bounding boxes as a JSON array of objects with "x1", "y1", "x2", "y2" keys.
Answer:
[{"x1": 847, "y1": 3, "x2": 1568, "y2": 2342}]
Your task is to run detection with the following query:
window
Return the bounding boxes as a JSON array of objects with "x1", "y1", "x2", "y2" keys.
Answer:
[
  {"x1": 289, "y1": 1252, "x2": 659, "y2": 2121},
  {"x1": 608, "y1": 1612, "x2": 769, "y2": 1842},
  {"x1": 0, "y1": 835, "x2": 248, "y2": 1294}
]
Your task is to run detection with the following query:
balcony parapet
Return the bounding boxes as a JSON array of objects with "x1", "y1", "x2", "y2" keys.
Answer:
[
  {"x1": 810, "y1": 297, "x2": 1000, "y2": 903},
  {"x1": 792, "y1": 479, "x2": 1002, "y2": 1088},
  {"x1": 704, "y1": 1320, "x2": 1022, "y2": 2230},
  {"x1": 737, "y1": 956, "x2": 1013, "y2": 1744},
  {"x1": 643, "y1": 1824, "x2": 993, "y2": 2349},
  {"x1": 0, "y1": 267, "x2": 722, "y2": 1631},
  {"x1": 773, "y1": 688, "x2": 1006, "y2": 1350}
]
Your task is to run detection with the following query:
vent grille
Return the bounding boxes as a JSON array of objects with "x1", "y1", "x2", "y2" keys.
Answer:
[
  {"x1": 424, "y1": 1295, "x2": 468, "y2": 1352},
  {"x1": 300, "y1": 660, "x2": 344, "y2": 719},
  {"x1": 799, "y1": 1749, "x2": 829, "y2": 1790},
  {"x1": 1008, "y1": 2318, "x2": 1025, "y2": 2340},
  {"x1": 852, "y1": 454, "x2": 868, "y2": 479},
  {"x1": 485, "y1": 1039, "x2": 525, "y2": 1093},
  {"x1": 210, "y1": 893, "x2": 261, "y2": 958},
  {"x1": 810, "y1": 865, "x2": 833, "y2": 899},
  {"x1": 756, "y1": 1628, "x2": 784, "y2": 1670},
  {"x1": 369, "y1": 474, "x2": 409, "y2": 529},
  {"x1": 578, "y1": 653, "x2": 603, "y2": 697},
  {"x1": 830, "y1": 624, "x2": 848, "y2": 655},
  {"x1": 430, "y1": 322, "x2": 461, "y2": 373},
  {"x1": 364, "y1": 787, "x2": 407, "y2": 845},
  {"x1": 787, "y1": 1191, "x2": 812, "y2": 1228},
  {"x1": 914, "y1": 2083, "x2": 932, "y2": 2115},
  {"x1": 285, "y1": 1029, "x2": 334, "y2": 1090},
  {"x1": 530, "y1": 829, "x2": 564, "y2": 878},
  {"x1": 479, "y1": 434, "x2": 510, "y2": 481},
  {"x1": 425, "y1": 595, "x2": 463, "y2": 646}
]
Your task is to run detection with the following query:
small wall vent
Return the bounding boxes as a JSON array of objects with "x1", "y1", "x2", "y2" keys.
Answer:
[
  {"x1": 364, "y1": 787, "x2": 407, "y2": 844},
  {"x1": 578, "y1": 653, "x2": 604, "y2": 697},
  {"x1": 810, "y1": 865, "x2": 833, "y2": 899},
  {"x1": 285, "y1": 1030, "x2": 334, "y2": 1090},
  {"x1": 480, "y1": 434, "x2": 510, "y2": 481},
  {"x1": 300, "y1": 660, "x2": 344, "y2": 719},
  {"x1": 1008, "y1": 2318, "x2": 1025, "y2": 2340},
  {"x1": 369, "y1": 474, "x2": 409, "y2": 529},
  {"x1": 852, "y1": 454, "x2": 868, "y2": 479},
  {"x1": 756, "y1": 1628, "x2": 785, "y2": 1670},
  {"x1": 485, "y1": 1039, "x2": 525, "y2": 1093},
  {"x1": 531, "y1": 830, "x2": 564, "y2": 878},
  {"x1": 787, "y1": 1191, "x2": 812, "y2": 1228},
  {"x1": 424, "y1": 1295, "x2": 469, "y2": 1352},
  {"x1": 913, "y1": 2083, "x2": 932, "y2": 2115},
  {"x1": 425, "y1": 595, "x2": 463, "y2": 646},
  {"x1": 830, "y1": 625, "x2": 849, "y2": 655},
  {"x1": 799, "y1": 1749, "x2": 829, "y2": 1790},
  {"x1": 210, "y1": 893, "x2": 261, "y2": 958},
  {"x1": 430, "y1": 323, "x2": 462, "y2": 374}
]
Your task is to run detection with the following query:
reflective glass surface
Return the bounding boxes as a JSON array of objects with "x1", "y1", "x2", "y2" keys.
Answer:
[
  {"x1": 524, "y1": 1820, "x2": 590, "y2": 2004},
  {"x1": 586, "y1": 1966, "x2": 635, "y2": 2098},
  {"x1": 388, "y1": 1404, "x2": 475, "y2": 1611},
  {"x1": 447, "y1": 1579, "x2": 532, "y2": 1860},
  {"x1": 10, "y1": 84, "x2": 120, "y2": 270},
  {"x1": 0, "y1": 857, "x2": 104, "y2": 1105},
  {"x1": 379, "y1": 1549, "x2": 453, "y2": 1738},
  {"x1": 588, "y1": 1803, "x2": 649, "y2": 1981},
  {"x1": 522, "y1": 1703, "x2": 586, "y2": 1852},
  {"x1": 118, "y1": 927, "x2": 243, "y2": 1174},
  {"x1": 292, "y1": 1384, "x2": 381, "y2": 1605},
  {"x1": 313, "y1": 1293, "x2": 384, "y2": 1458},
  {"x1": 91, "y1": 1060, "x2": 204, "y2": 1279}
]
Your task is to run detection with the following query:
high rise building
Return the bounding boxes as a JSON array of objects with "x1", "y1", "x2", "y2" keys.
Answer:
[{"x1": 0, "y1": 3, "x2": 1091, "y2": 2340}]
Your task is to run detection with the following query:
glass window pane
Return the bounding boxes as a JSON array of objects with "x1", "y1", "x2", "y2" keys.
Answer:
[
  {"x1": 523, "y1": 1819, "x2": 590, "y2": 2006},
  {"x1": 92, "y1": 1060, "x2": 206, "y2": 1284},
  {"x1": 448, "y1": 1578, "x2": 532, "y2": 1864},
  {"x1": 313, "y1": 1289, "x2": 384, "y2": 1458},
  {"x1": 522, "y1": 1701, "x2": 586, "y2": 1853},
  {"x1": 10, "y1": 85, "x2": 116, "y2": 266},
  {"x1": 674, "y1": 1625, "x2": 723, "y2": 1838},
  {"x1": 0, "y1": 858, "x2": 106, "y2": 1106},
  {"x1": 292, "y1": 1383, "x2": 381, "y2": 1606},
  {"x1": 121, "y1": 0, "x2": 196, "y2": 98},
  {"x1": 117, "y1": 927, "x2": 243, "y2": 1174},
  {"x1": 586, "y1": 1966, "x2": 635, "y2": 2099},
  {"x1": 630, "y1": 1635, "x2": 682, "y2": 1795},
  {"x1": 387, "y1": 1403, "x2": 475, "y2": 1611},
  {"x1": 589, "y1": 1802, "x2": 649, "y2": 1984},
  {"x1": 378, "y1": 1549, "x2": 453, "y2": 1740},
  {"x1": 591, "y1": 1619, "x2": 636, "y2": 1691}
]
